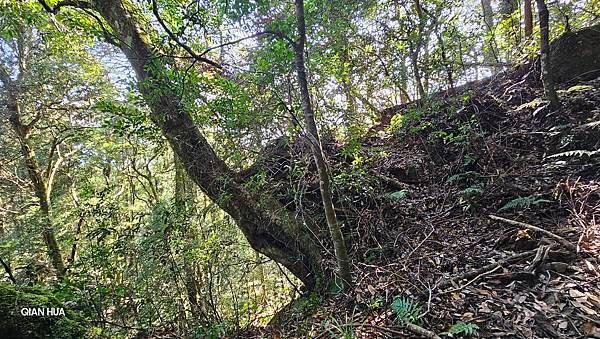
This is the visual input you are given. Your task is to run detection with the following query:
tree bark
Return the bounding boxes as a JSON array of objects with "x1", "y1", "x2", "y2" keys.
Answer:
[
  {"x1": 500, "y1": 0, "x2": 520, "y2": 45},
  {"x1": 524, "y1": 0, "x2": 534, "y2": 39},
  {"x1": 411, "y1": 0, "x2": 427, "y2": 98},
  {"x1": 293, "y1": 0, "x2": 352, "y2": 288},
  {"x1": 535, "y1": 0, "x2": 560, "y2": 110},
  {"x1": 85, "y1": 0, "x2": 322, "y2": 289}
]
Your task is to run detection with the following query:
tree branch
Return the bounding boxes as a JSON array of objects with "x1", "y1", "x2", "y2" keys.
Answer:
[
  {"x1": 489, "y1": 215, "x2": 576, "y2": 251},
  {"x1": 37, "y1": 0, "x2": 91, "y2": 14},
  {"x1": 0, "y1": 257, "x2": 17, "y2": 284},
  {"x1": 150, "y1": 0, "x2": 222, "y2": 69},
  {"x1": 198, "y1": 30, "x2": 294, "y2": 57}
]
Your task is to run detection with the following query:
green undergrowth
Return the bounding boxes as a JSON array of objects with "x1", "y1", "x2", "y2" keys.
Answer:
[{"x1": 0, "y1": 283, "x2": 87, "y2": 338}]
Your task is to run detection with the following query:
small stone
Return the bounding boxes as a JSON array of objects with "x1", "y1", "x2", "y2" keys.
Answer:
[{"x1": 548, "y1": 262, "x2": 568, "y2": 273}]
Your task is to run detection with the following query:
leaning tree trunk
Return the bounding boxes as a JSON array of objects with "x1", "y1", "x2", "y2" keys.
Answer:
[
  {"x1": 71, "y1": 0, "x2": 323, "y2": 289},
  {"x1": 293, "y1": 0, "x2": 352, "y2": 288},
  {"x1": 535, "y1": 0, "x2": 560, "y2": 110}
]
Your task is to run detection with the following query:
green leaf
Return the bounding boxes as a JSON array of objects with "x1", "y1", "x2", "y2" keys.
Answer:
[{"x1": 387, "y1": 189, "x2": 410, "y2": 200}]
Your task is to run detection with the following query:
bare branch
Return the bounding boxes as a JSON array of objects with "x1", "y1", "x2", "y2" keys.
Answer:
[
  {"x1": 198, "y1": 30, "x2": 294, "y2": 57},
  {"x1": 37, "y1": 0, "x2": 91, "y2": 14},
  {"x1": 150, "y1": 0, "x2": 222, "y2": 69}
]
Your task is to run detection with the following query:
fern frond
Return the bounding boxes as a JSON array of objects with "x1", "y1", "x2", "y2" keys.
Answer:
[
  {"x1": 391, "y1": 297, "x2": 422, "y2": 325},
  {"x1": 499, "y1": 196, "x2": 552, "y2": 211},
  {"x1": 446, "y1": 171, "x2": 481, "y2": 184},
  {"x1": 548, "y1": 149, "x2": 599, "y2": 158},
  {"x1": 441, "y1": 322, "x2": 480, "y2": 337},
  {"x1": 387, "y1": 189, "x2": 410, "y2": 200},
  {"x1": 460, "y1": 185, "x2": 483, "y2": 197}
]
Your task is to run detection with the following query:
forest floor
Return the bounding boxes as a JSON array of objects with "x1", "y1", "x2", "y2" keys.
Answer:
[{"x1": 243, "y1": 68, "x2": 600, "y2": 338}]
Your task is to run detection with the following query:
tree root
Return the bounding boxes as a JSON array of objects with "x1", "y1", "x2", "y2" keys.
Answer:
[{"x1": 489, "y1": 215, "x2": 576, "y2": 251}]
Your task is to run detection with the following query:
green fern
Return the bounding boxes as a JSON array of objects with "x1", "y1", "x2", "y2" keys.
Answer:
[
  {"x1": 499, "y1": 196, "x2": 552, "y2": 211},
  {"x1": 390, "y1": 297, "x2": 422, "y2": 325},
  {"x1": 446, "y1": 171, "x2": 481, "y2": 184},
  {"x1": 548, "y1": 149, "x2": 599, "y2": 158},
  {"x1": 440, "y1": 322, "x2": 480, "y2": 337},
  {"x1": 460, "y1": 185, "x2": 483, "y2": 197}
]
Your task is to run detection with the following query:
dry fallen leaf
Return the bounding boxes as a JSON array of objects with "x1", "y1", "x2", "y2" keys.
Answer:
[
  {"x1": 583, "y1": 322, "x2": 600, "y2": 336},
  {"x1": 571, "y1": 300, "x2": 598, "y2": 315},
  {"x1": 479, "y1": 302, "x2": 492, "y2": 313},
  {"x1": 569, "y1": 288, "x2": 586, "y2": 298}
]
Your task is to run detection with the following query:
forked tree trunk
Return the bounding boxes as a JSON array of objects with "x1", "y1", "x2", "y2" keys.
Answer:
[
  {"x1": 535, "y1": 0, "x2": 560, "y2": 110},
  {"x1": 293, "y1": 0, "x2": 352, "y2": 288},
  {"x1": 84, "y1": 0, "x2": 323, "y2": 289}
]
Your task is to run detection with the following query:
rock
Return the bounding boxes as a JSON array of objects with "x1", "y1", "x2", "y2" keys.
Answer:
[
  {"x1": 550, "y1": 24, "x2": 600, "y2": 84},
  {"x1": 547, "y1": 261, "x2": 568, "y2": 273}
]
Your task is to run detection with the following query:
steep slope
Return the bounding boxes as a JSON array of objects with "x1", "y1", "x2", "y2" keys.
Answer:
[{"x1": 241, "y1": 58, "x2": 600, "y2": 338}]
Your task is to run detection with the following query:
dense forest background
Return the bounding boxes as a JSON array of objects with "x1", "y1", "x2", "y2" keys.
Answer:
[{"x1": 0, "y1": 0, "x2": 599, "y2": 338}]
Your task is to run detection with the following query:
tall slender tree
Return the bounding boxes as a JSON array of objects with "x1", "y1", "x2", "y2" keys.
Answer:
[{"x1": 293, "y1": 0, "x2": 352, "y2": 288}]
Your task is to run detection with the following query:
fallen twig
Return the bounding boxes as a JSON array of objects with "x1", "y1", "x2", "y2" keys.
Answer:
[
  {"x1": 440, "y1": 265, "x2": 502, "y2": 294},
  {"x1": 405, "y1": 323, "x2": 442, "y2": 339},
  {"x1": 358, "y1": 323, "x2": 442, "y2": 339},
  {"x1": 489, "y1": 215, "x2": 576, "y2": 251},
  {"x1": 437, "y1": 249, "x2": 537, "y2": 290}
]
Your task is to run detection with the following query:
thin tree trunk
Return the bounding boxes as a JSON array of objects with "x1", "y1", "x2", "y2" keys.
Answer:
[
  {"x1": 293, "y1": 0, "x2": 352, "y2": 288},
  {"x1": 535, "y1": 0, "x2": 560, "y2": 110},
  {"x1": 412, "y1": 0, "x2": 427, "y2": 98},
  {"x1": 524, "y1": 0, "x2": 534, "y2": 38},
  {"x1": 174, "y1": 155, "x2": 208, "y2": 323},
  {"x1": 499, "y1": 0, "x2": 520, "y2": 41}
]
